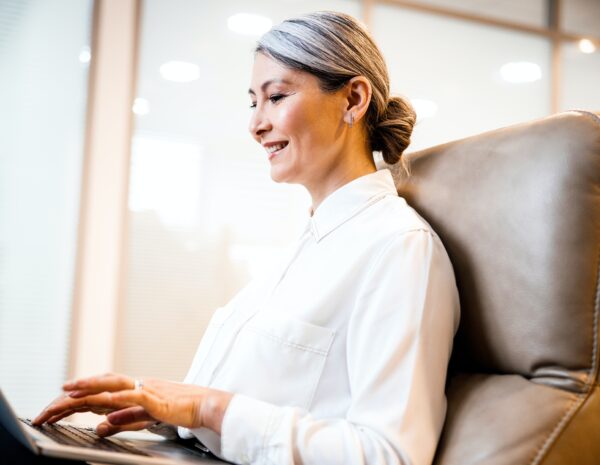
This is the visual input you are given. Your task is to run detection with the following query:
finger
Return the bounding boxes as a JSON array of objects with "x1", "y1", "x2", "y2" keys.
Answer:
[
  {"x1": 96, "y1": 420, "x2": 154, "y2": 437},
  {"x1": 46, "y1": 406, "x2": 89, "y2": 424},
  {"x1": 33, "y1": 407, "x2": 62, "y2": 426},
  {"x1": 47, "y1": 404, "x2": 122, "y2": 424},
  {"x1": 42, "y1": 392, "x2": 138, "y2": 423},
  {"x1": 33, "y1": 393, "x2": 73, "y2": 425},
  {"x1": 47, "y1": 404, "x2": 108, "y2": 424},
  {"x1": 107, "y1": 406, "x2": 154, "y2": 425},
  {"x1": 101, "y1": 390, "x2": 166, "y2": 424},
  {"x1": 34, "y1": 400, "x2": 88, "y2": 424},
  {"x1": 63, "y1": 373, "x2": 134, "y2": 395}
]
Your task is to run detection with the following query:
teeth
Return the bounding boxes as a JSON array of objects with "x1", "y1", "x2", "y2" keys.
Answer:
[{"x1": 266, "y1": 143, "x2": 286, "y2": 154}]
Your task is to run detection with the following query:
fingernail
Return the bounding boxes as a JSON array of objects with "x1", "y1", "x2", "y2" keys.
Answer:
[
  {"x1": 69, "y1": 391, "x2": 81, "y2": 397},
  {"x1": 96, "y1": 424, "x2": 109, "y2": 436}
]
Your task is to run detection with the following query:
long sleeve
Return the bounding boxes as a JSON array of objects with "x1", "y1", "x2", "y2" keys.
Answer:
[{"x1": 216, "y1": 229, "x2": 460, "y2": 465}]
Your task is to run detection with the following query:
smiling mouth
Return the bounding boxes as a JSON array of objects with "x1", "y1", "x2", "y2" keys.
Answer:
[{"x1": 266, "y1": 142, "x2": 289, "y2": 159}]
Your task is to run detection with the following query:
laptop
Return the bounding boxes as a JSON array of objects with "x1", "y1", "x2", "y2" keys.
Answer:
[{"x1": 0, "y1": 388, "x2": 224, "y2": 464}]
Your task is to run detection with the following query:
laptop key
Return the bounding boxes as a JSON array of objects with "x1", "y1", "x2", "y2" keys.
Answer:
[
  {"x1": 21, "y1": 418, "x2": 150, "y2": 457},
  {"x1": 61, "y1": 423, "x2": 150, "y2": 456}
]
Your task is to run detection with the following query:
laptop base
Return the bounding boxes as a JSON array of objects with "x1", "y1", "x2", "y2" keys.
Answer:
[{"x1": 1, "y1": 422, "x2": 87, "y2": 465}]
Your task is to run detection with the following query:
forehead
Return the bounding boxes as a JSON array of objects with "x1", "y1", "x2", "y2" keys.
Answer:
[{"x1": 249, "y1": 53, "x2": 315, "y2": 92}]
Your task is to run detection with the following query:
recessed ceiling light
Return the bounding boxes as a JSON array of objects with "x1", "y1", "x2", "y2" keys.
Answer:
[
  {"x1": 159, "y1": 61, "x2": 200, "y2": 83},
  {"x1": 79, "y1": 46, "x2": 91, "y2": 64},
  {"x1": 132, "y1": 97, "x2": 150, "y2": 116},
  {"x1": 227, "y1": 13, "x2": 272, "y2": 36},
  {"x1": 410, "y1": 98, "x2": 438, "y2": 120},
  {"x1": 500, "y1": 62, "x2": 542, "y2": 83},
  {"x1": 578, "y1": 38, "x2": 596, "y2": 54}
]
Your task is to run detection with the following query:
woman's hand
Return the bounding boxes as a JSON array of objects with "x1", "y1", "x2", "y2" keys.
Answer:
[{"x1": 32, "y1": 373, "x2": 233, "y2": 436}]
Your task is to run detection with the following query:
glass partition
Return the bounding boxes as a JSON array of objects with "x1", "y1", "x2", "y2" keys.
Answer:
[
  {"x1": 562, "y1": 0, "x2": 600, "y2": 37},
  {"x1": 397, "y1": 0, "x2": 548, "y2": 28},
  {"x1": 561, "y1": 40, "x2": 600, "y2": 112},
  {"x1": 372, "y1": 5, "x2": 551, "y2": 150},
  {"x1": 0, "y1": 0, "x2": 93, "y2": 416}
]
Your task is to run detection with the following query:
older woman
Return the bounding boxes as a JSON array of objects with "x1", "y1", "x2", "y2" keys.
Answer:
[{"x1": 34, "y1": 11, "x2": 459, "y2": 465}]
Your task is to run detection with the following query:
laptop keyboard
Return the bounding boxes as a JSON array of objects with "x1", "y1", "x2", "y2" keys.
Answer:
[{"x1": 21, "y1": 418, "x2": 150, "y2": 457}]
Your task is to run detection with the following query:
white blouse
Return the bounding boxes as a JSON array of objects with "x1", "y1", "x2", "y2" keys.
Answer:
[{"x1": 178, "y1": 169, "x2": 460, "y2": 465}]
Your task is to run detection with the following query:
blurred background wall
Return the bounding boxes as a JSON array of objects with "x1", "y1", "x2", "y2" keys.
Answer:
[{"x1": 1, "y1": 0, "x2": 599, "y2": 417}]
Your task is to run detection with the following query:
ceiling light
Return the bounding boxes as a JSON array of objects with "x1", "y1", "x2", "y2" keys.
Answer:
[
  {"x1": 578, "y1": 38, "x2": 596, "y2": 54},
  {"x1": 78, "y1": 46, "x2": 91, "y2": 64},
  {"x1": 227, "y1": 13, "x2": 273, "y2": 36},
  {"x1": 410, "y1": 98, "x2": 438, "y2": 120},
  {"x1": 500, "y1": 62, "x2": 542, "y2": 83},
  {"x1": 159, "y1": 61, "x2": 200, "y2": 83},
  {"x1": 132, "y1": 98, "x2": 150, "y2": 116}
]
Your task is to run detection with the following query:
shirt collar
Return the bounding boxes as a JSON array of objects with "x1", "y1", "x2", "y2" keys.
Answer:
[{"x1": 306, "y1": 168, "x2": 398, "y2": 242}]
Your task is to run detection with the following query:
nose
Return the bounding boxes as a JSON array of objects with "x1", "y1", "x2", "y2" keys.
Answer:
[{"x1": 248, "y1": 104, "x2": 271, "y2": 141}]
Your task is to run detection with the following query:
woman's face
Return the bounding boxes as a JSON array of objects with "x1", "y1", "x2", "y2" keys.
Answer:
[{"x1": 248, "y1": 53, "x2": 348, "y2": 190}]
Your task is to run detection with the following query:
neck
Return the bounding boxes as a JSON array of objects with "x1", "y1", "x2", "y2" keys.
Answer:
[{"x1": 308, "y1": 149, "x2": 376, "y2": 214}]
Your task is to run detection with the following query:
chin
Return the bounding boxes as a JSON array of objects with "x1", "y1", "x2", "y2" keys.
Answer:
[
  {"x1": 269, "y1": 169, "x2": 287, "y2": 184},
  {"x1": 269, "y1": 165, "x2": 294, "y2": 184}
]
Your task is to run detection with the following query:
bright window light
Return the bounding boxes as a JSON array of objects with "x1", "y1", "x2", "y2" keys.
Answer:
[
  {"x1": 410, "y1": 98, "x2": 438, "y2": 120},
  {"x1": 500, "y1": 62, "x2": 542, "y2": 83},
  {"x1": 78, "y1": 45, "x2": 91, "y2": 64},
  {"x1": 227, "y1": 13, "x2": 272, "y2": 36},
  {"x1": 132, "y1": 97, "x2": 150, "y2": 116},
  {"x1": 159, "y1": 61, "x2": 200, "y2": 82},
  {"x1": 129, "y1": 136, "x2": 203, "y2": 229},
  {"x1": 578, "y1": 39, "x2": 596, "y2": 54}
]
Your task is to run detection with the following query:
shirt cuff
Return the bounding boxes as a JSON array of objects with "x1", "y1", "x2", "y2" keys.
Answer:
[{"x1": 220, "y1": 394, "x2": 277, "y2": 465}]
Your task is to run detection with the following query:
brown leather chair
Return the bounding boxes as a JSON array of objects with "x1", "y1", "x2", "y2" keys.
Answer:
[{"x1": 392, "y1": 111, "x2": 600, "y2": 465}]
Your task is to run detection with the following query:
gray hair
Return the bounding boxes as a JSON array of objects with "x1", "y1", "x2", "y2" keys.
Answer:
[{"x1": 255, "y1": 11, "x2": 416, "y2": 166}]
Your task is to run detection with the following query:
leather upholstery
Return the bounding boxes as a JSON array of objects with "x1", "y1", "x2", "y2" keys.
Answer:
[{"x1": 392, "y1": 111, "x2": 600, "y2": 465}]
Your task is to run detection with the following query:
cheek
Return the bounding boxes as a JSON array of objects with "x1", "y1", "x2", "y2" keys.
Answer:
[
  {"x1": 278, "y1": 104, "x2": 310, "y2": 136},
  {"x1": 279, "y1": 103, "x2": 333, "y2": 147}
]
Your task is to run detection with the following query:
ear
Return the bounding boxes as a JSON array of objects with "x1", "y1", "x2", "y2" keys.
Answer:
[{"x1": 344, "y1": 76, "x2": 372, "y2": 127}]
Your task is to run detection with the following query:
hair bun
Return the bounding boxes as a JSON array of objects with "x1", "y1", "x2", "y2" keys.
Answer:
[{"x1": 370, "y1": 96, "x2": 416, "y2": 165}]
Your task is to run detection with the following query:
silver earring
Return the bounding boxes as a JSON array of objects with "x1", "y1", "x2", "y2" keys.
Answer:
[{"x1": 349, "y1": 113, "x2": 354, "y2": 128}]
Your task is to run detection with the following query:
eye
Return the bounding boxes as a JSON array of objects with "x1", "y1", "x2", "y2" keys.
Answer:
[
  {"x1": 269, "y1": 93, "x2": 286, "y2": 104},
  {"x1": 249, "y1": 101, "x2": 257, "y2": 109}
]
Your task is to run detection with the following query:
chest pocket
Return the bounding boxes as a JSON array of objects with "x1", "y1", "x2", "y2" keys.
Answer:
[{"x1": 211, "y1": 311, "x2": 336, "y2": 410}]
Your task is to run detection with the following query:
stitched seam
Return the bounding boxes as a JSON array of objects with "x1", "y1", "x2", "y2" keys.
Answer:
[
  {"x1": 352, "y1": 227, "x2": 434, "y2": 300},
  {"x1": 570, "y1": 110, "x2": 600, "y2": 125},
  {"x1": 244, "y1": 326, "x2": 334, "y2": 411},
  {"x1": 528, "y1": 393, "x2": 584, "y2": 465},
  {"x1": 260, "y1": 405, "x2": 277, "y2": 464},
  {"x1": 304, "y1": 331, "x2": 337, "y2": 411},
  {"x1": 528, "y1": 109, "x2": 600, "y2": 465},
  {"x1": 589, "y1": 238, "x2": 600, "y2": 385},
  {"x1": 563, "y1": 108, "x2": 600, "y2": 385},
  {"x1": 245, "y1": 325, "x2": 332, "y2": 356}
]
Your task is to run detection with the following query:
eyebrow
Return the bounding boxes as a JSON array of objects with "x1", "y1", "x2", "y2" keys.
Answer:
[{"x1": 248, "y1": 78, "x2": 292, "y2": 95}]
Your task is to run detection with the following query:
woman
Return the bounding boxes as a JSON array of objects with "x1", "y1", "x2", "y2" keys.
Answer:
[{"x1": 34, "y1": 11, "x2": 459, "y2": 465}]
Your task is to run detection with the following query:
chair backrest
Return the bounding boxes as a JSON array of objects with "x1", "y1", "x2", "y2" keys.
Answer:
[{"x1": 392, "y1": 111, "x2": 600, "y2": 465}]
